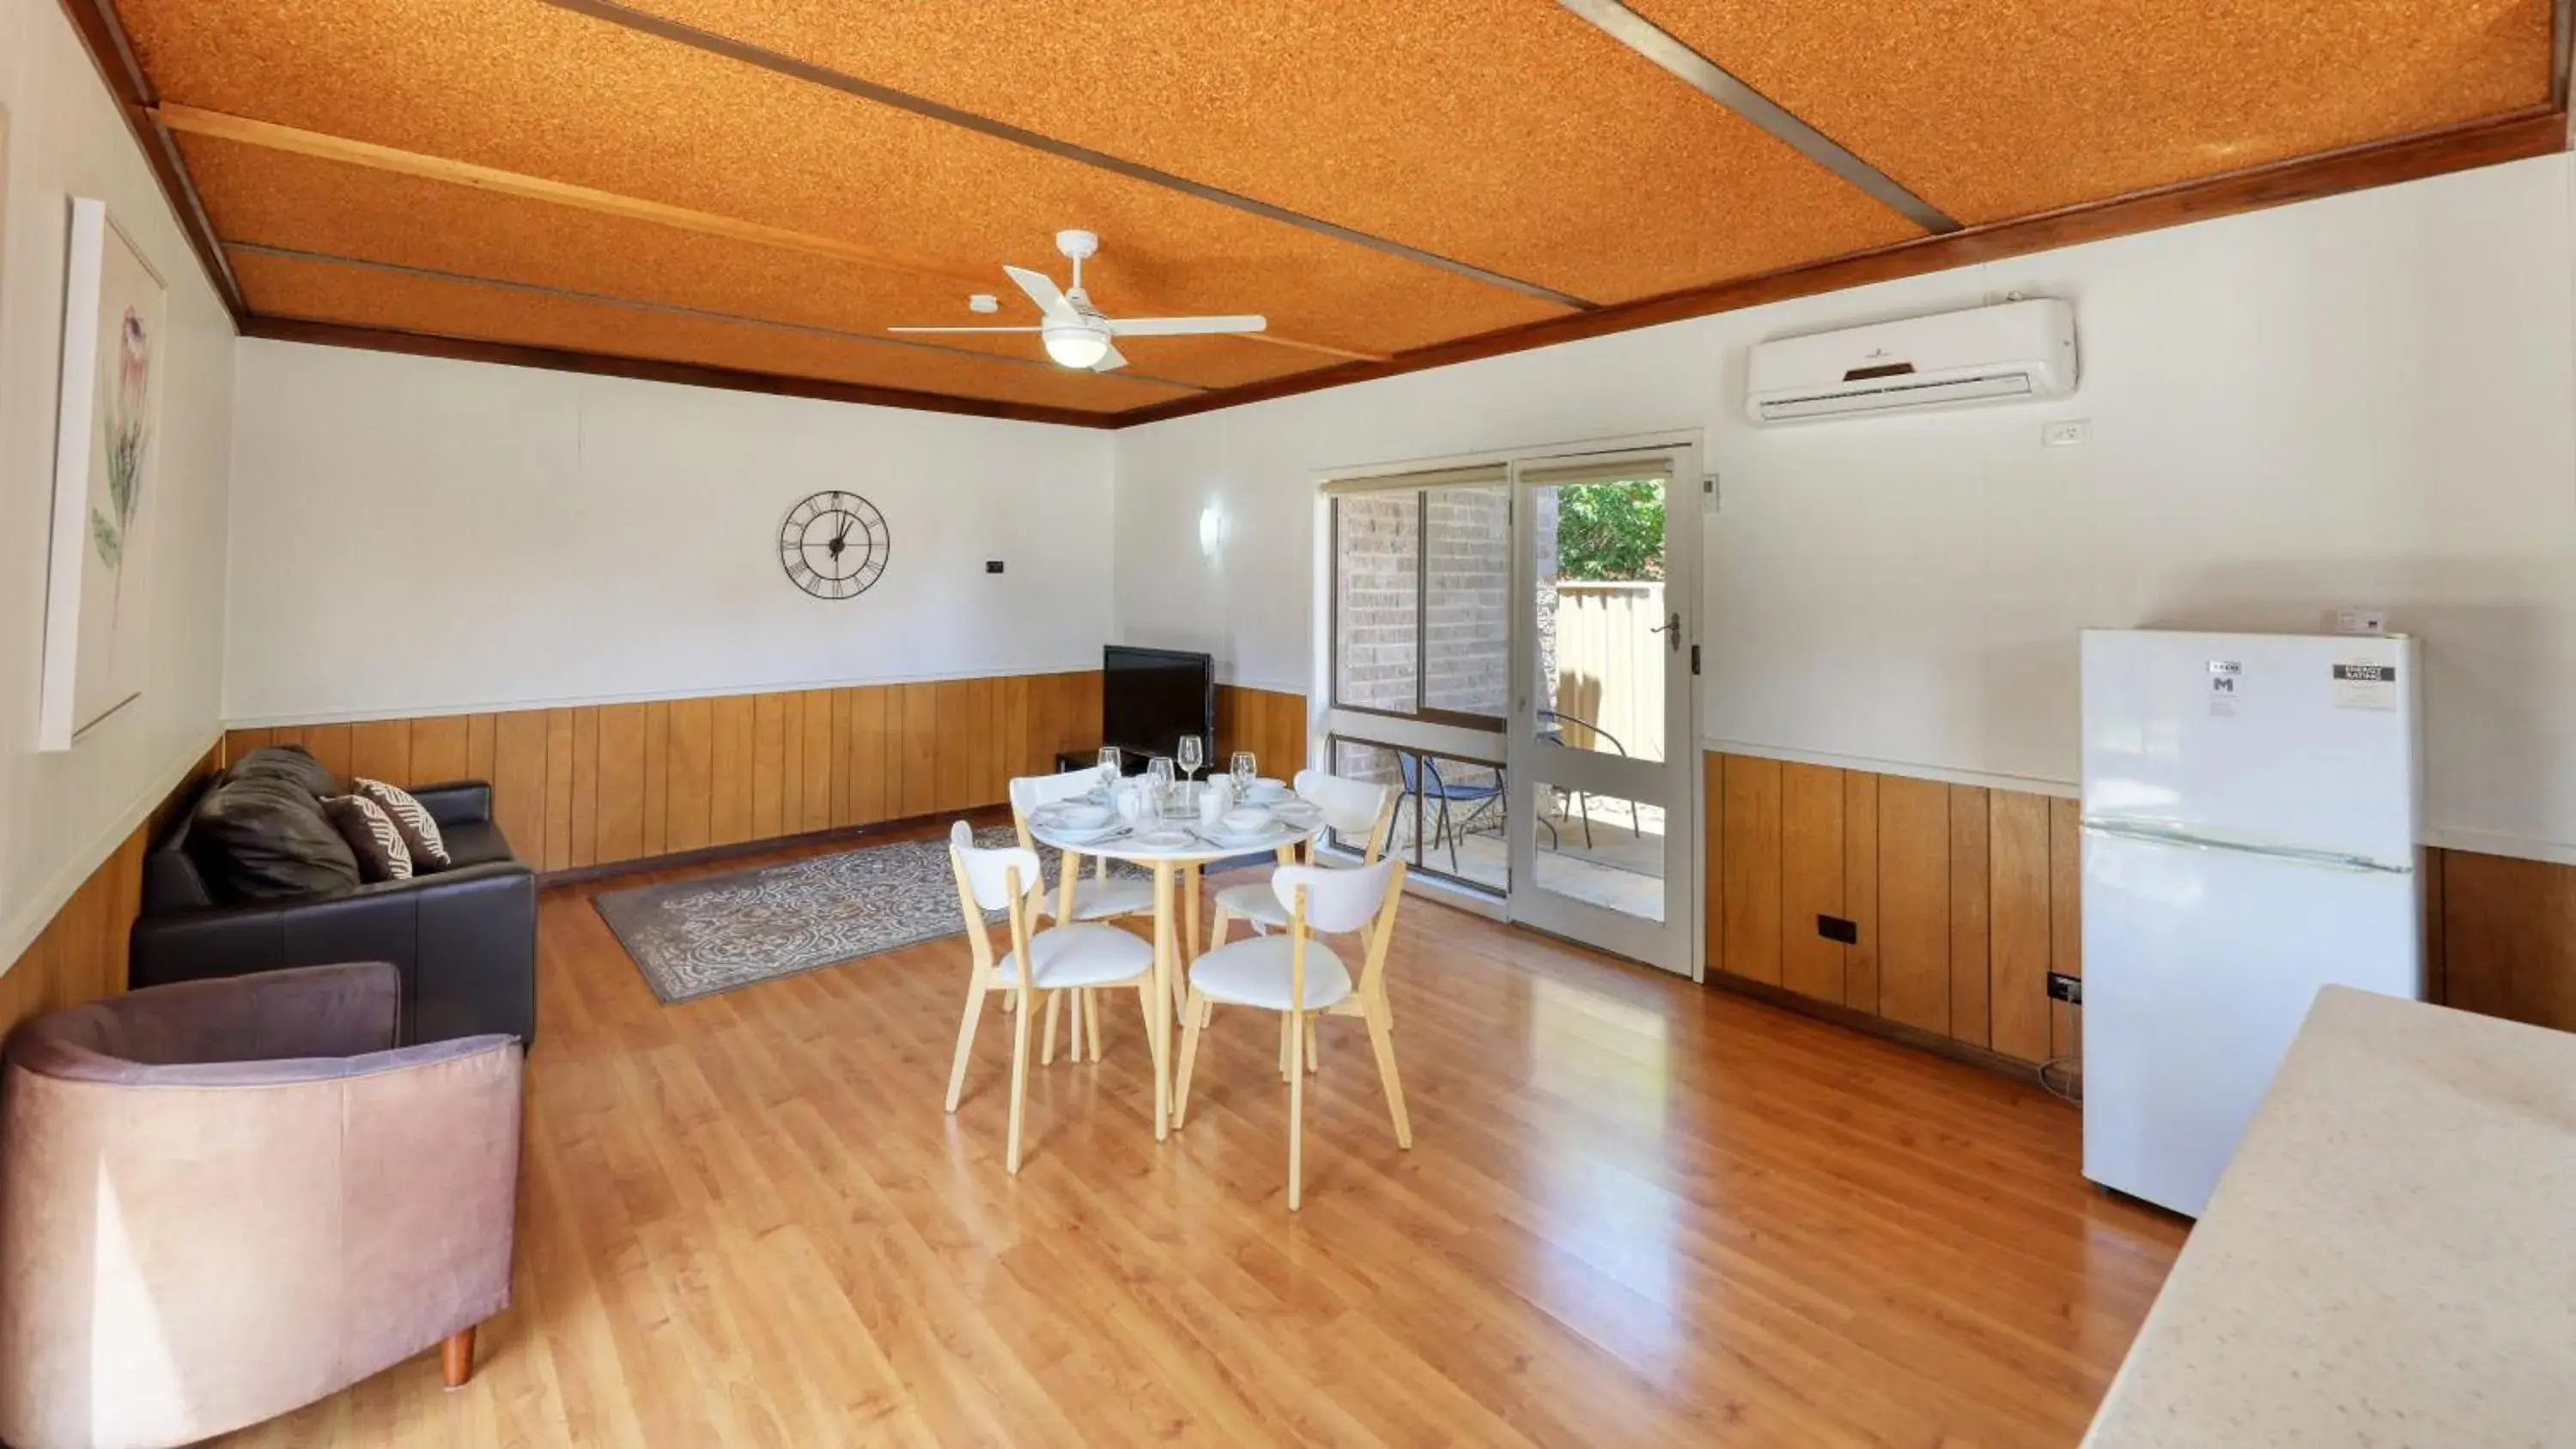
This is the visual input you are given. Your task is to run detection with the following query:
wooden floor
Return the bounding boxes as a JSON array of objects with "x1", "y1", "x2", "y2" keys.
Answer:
[{"x1": 217, "y1": 829, "x2": 2186, "y2": 1448}]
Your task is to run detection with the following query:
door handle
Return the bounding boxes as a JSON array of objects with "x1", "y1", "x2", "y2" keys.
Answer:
[{"x1": 1649, "y1": 611, "x2": 1682, "y2": 652}]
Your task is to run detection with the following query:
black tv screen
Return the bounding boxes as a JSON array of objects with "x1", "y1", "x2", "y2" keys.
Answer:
[{"x1": 1103, "y1": 646, "x2": 1213, "y2": 762}]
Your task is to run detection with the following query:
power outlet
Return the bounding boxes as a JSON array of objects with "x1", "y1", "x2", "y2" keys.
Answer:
[
  {"x1": 2330, "y1": 606, "x2": 2388, "y2": 636},
  {"x1": 2042, "y1": 419, "x2": 2091, "y2": 447},
  {"x1": 2047, "y1": 973, "x2": 2083, "y2": 1005},
  {"x1": 1816, "y1": 913, "x2": 1858, "y2": 944}
]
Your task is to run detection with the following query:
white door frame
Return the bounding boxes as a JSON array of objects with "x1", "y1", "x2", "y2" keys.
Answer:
[{"x1": 1309, "y1": 429, "x2": 1705, "y2": 979}]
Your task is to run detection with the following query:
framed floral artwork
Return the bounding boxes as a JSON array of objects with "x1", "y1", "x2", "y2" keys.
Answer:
[{"x1": 38, "y1": 197, "x2": 166, "y2": 750}]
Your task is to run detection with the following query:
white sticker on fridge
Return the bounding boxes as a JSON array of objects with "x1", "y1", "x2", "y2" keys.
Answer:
[
  {"x1": 2331, "y1": 661, "x2": 2397, "y2": 711},
  {"x1": 2208, "y1": 659, "x2": 2241, "y2": 717}
]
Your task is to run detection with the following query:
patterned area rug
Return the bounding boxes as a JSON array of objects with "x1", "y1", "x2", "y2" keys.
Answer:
[{"x1": 596, "y1": 828, "x2": 1115, "y2": 1004}]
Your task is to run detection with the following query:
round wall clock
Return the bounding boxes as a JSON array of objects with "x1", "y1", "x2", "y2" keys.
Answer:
[{"x1": 778, "y1": 490, "x2": 889, "y2": 600}]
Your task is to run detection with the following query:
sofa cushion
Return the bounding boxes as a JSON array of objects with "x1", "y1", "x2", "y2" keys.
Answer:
[
  {"x1": 322, "y1": 795, "x2": 414, "y2": 882},
  {"x1": 355, "y1": 779, "x2": 452, "y2": 870},
  {"x1": 226, "y1": 744, "x2": 340, "y2": 797},
  {"x1": 191, "y1": 774, "x2": 361, "y2": 900},
  {"x1": 437, "y1": 820, "x2": 515, "y2": 870}
]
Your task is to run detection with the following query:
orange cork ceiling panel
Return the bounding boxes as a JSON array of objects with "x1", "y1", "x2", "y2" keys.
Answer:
[
  {"x1": 115, "y1": 0, "x2": 1567, "y2": 358},
  {"x1": 231, "y1": 247, "x2": 1195, "y2": 414},
  {"x1": 1630, "y1": 0, "x2": 2555, "y2": 223},
  {"x1": 176, "y1": 134, "x2": 1319, "y2": 391},
  {"x1": 570, "y1": 0, "x2": 1925, "y2": 304}
]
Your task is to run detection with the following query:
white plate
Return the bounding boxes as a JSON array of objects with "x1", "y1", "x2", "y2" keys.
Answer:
[
  {"x1": 1132, "y1": 828, "x2": 1195, "y2": 850},
  {"x1": 1244, "y1": 780, "x2": 1291, "y2": 803},
  {"x1": 1046, "y1": 823, "x2": 1127, "y2": 846},
  {"x1": 1036, "y1": 803, "x2": 1115, "y2": 830},
  {"x1": 1199, "y1": 825, "x2": 1297, "y2": 850}
]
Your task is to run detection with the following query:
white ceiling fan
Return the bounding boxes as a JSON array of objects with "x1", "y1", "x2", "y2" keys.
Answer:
[{"x1": 890, "y1": 229, "x2": 1266, "y2": 372}]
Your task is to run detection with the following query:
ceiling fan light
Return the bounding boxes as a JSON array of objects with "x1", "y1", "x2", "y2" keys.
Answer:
[{"x1": 1042, "y1": 324, "x2": 1110, "y2": 369}]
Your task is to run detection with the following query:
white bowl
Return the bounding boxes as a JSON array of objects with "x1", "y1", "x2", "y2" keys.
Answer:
[
  {"x1": 1221, "y1": 805, "x2": 1273, "y2": 834},
  {"x1": 1246, "y1": 779, "x2": 1291, "y2": 803},
  {"x1": 1056, "y1": 803, "x2": 1115, "y2": 830}
]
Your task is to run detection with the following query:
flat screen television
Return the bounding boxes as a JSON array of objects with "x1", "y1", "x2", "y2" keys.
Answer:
[{"x1": 1102, "y1": 646, "x2": 1214, "y2": 763}]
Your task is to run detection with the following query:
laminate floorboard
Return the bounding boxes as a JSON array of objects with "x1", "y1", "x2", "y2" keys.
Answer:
[{"x1": 213, "y1": 825, "x2": 2184, "y2": 1447}]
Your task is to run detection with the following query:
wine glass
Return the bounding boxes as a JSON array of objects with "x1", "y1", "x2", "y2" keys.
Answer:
[
  {"x1": 1230, "y1": 750, "x2": 1257, "y2": 794},
  {"x1": 1176, "y1": 734, "x2": 1206, "y2": 786},
  {"x1": 1097, "y1": 745, "x2": 1122, "y2": 797},
  {"x1": 1146, "y1": 756, "x2": 1176, "y2": 816}
]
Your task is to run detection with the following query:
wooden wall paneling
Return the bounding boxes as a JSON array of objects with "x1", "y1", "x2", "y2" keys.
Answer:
[
  {"x1": 223, "y1": 727, "x2": 272, "y2": 762},
  {"x1": 828, "y1": 688, "x2": 857, "y2": 828},
  {"x1": 931, "y1": 681, "x2": 974, "y2": 814},
  {"x1": 595, "y1": 703, "x2": 647, "y2": 864},
  {"x1": 2421, "y1": 846, "x2": 2446, "y2": 1005},
  {"x1": 1718, "y1": 755, "x2": 1783, "y2": 987},
  {"x1": 1987, "y1": 791, "x2": 2055, "y2": 1063},
  {"x1": 779, "y1": 691, "x2": 806, "y2": 835},
  {"x1": 899, "y1": 683, "x2": 939, "y2": 818},
  {"x1": 851, "y1": 687, "x2": 892, "y2": 827},
  {"x1": 410, "y1": 715, "x2": 471, "y2": 784},
  {"x1": 1842, "y1": 771, "x2": 1879, "y2": 1011},
  {"x1": 567, "y1": 706, "x2": 601, "y2": 868},
  {"x1": 799, "y1": 690, "x2": 835, "y2": 833},
  {"x1": 975, "y1": 676, "x2": 1006, "y2": 805},
  {"x1": 2441, "y1": 849, "x2": 2576, "y2": 1031},
  {"x1": 1069, "y1": 671, "x2": 1104, "y2": 756},
  {"x1": 1777, "y1": 762, "x2": 1846, "y2": 1003},
  {"x1": 2049, "y1": 797, "x2": 2084, "y2": 1062},
  {"x1": 1947, "y1": 785, "x2": 1992, "y2": 1049},
  {"x1": 1702, "y1": 753, "x2": 1724, "y2": 979},
  {"x1": 543, "y1": 708, "x2": 576, "y2": 871},
  {"x1": 1001, "y1": 675, "x2": 1034, "y2": 783},
  {"x1": 489, "y1": 710, "x2": 551, "y2": 867},
  {"x1": 301, "y1": 722, "x2": 353, "y2": 783},
  {"x1": 708, "y1": 694, "x2": 756, "y2": 846},
  {"x1": 349, "y1": 718, "x2": 411, "y2": 785},
  {"x1": 467, "y1": 712, "x2": 497, "y2": 781},
  {"x1": 1874, "y1": 776, "x2": 1952, "y2": 1035},
  {"x1": 750, "y1": 692, "x2": 789, "y2": 841},
  {"x1": 665, "y1": 696, "x2": 715, "y2": 852},
  {"x1": 640, "y1": 700, "x2": 671, "y2": 857}
]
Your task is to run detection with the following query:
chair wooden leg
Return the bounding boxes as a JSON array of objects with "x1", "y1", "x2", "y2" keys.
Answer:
[
  {"x1": 441, "y1": 1326, "x2": 475, "y2": 1389},
  {"x1": 1042, "y1": 991, "x2": 1062, "y2": 1066},
  {"x1": 1364, "y1": 997, "x2": 1413, "y2": 1149},
  {"x1": 1005, "y1": 986, "x2": 1034, "y2": 1174},
  {"x1": 1286, "y1": 1009, "x2": 1306, "y2": 1211},
  {"x1": 1085, "y1": 988, "x2": 1103, "y2": 1061},
  {"x1": 943, "y1": 978, "x2": 986, "y2": 1113},
  {"x1": 1173, "y1": 987, "x2": 1207, "y2": 1127},
  {"x1": 1304, "y1": 1016, "x2": 1320, "y2": 1075},
  {"x1": 1279, "y1": 1012, "x2": 1295, "y2": 1081},
  {"x1": 1208, "y1": 906, "x2": 1234, "y2": 954}
]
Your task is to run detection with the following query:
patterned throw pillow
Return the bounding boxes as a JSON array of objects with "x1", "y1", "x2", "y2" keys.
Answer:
[
  {"x1": 323, "y1": 794, "x2": 414, "y2": 882},
  {"x1": 354, "y1": 778, "x2": 452, "y2": 870}
]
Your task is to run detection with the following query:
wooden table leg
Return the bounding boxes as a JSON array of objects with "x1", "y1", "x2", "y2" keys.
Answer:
[
  {"x1": 1178, "y1": 862, "x2": 1202, "y2": 1016},
  {"x1": 1151, "y1": 860, "x2": 1175, "y2": 1141}
]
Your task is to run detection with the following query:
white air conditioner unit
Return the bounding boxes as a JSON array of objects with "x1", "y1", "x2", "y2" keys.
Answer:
[{"x1": 1745, "y1": 298, "x2": 2077, "y2": 424}]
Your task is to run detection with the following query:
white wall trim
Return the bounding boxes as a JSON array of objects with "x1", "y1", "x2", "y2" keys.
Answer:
[
  {"x1": 0, "y1": 731, "x2": 220, "y2": 976},
  {"x1": 222, "y1": 663, "x2": 1115, "y2": 729},
  {"x1": 2422, "y1": 828, "x2": 2576, "y2": 870},
  {"x1": 1703, "y1": 738, "x2": 2081, "y2": 798}
]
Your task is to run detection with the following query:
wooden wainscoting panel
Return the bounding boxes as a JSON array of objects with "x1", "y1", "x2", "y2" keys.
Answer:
[
  {"x1": 301, "y1": 722, "x2": 353, "y2": 783},
  {"x1": 2421, "y1": 846, "x2": 2446, "y2": 1005},
  {"x1": 799, "y1": 689, "x2": 835, "y2": 834},
  {"x1": 1702, "y1": 753, "x2": 1725, "y2": 978},
  {"x1": 568, "y1": 706, "x2": 601, "y2": 869},
  {"x1": 1215, "y1": 685, "x2": 1309, "y2": 776},
  {"x1": 1875, "y1": 776, "x2": 1951, "y2": 1034},
  {"x1": 490, "y1": 710, "x2": 552, "y2": 867},
  {"x1": 349, "y1": 718, "x2": 411, "y2": 785},
  {"x1": 1778, "y1": 762, "x2": 1846, "y2": 1003},
  {"x1": 1719, "y1": 755, "x2": 1783, "y2": 986},
  {"x1": 543, "y1": 708, "x2": 577, "y2": 871},
  {"x1": 663, "y1": 696, "x2": 715, "y2": 853},
  {"x1": 596, "y1": 703, "x2": 647, "y2": 864},
  {"x1": 1842, "y1": 770, "x2": 1879, "y2": 1012},
  {"x1": 848, "y1": 686, "x2": 891, "y2": 827},
  {"x1": 1947, "y1": 784, "x2": 1992, "y2": 1049},
  {"x1": 751, "y1": 692, "x2": 789, "y2": 841},
  {"x1": 933, "y1": 680, "x2": 975, "y2": 815},
  {"x1": 2442, "y1": 848, "x2": 2576, "y2": 1032},
  {"x1": 899, "y1": 682, "x2": 939, "y2": 818},
  {"x1": 640, "y1": 700, "x2": 671, "y2": 857},
  {"x1": 1988, "y1": 791, "x2": 2055, "y2": 1064},
  {"x1": 410, "y1": 714, "x2": 471, "y2": 784},
  {"x1": 779, "y1": 692, "x2": 807, "y2": 834},
  {"x1": 2049, "y1": 797, "x2": 2084, "y2": 1062},
  {"x1": 708, "y1": 694, "x2": 756, "y2": 847},
  {"x1": 466, "y1": 712, "x2": 498, "y2": 782}
]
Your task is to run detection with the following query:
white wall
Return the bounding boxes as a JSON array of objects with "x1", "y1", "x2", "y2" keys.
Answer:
[
  {"x1": 225, "y1": 341, "x2": 1116, "y2": 721},
  {"x1": 1112, "y1": 153, "x2": 2576, "y2": 864},
  {"x1": 0, "y1": 0, "x2": 235, "y2": 963}
]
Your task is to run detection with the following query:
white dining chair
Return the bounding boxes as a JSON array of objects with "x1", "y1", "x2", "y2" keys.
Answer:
[
  {"x1": 1206, "y1": 768, "x2": 1399, "y2": 1074},
  {"x1": 943, "y1": 822, "x2": 1157, "y2": 1174},
  {"x1": 1012, "y1": 767, "x2": 1156, "y2": 1064},
  {"x1": 1172, "y1": 858, "x2": 1411, "y2": 1211}
]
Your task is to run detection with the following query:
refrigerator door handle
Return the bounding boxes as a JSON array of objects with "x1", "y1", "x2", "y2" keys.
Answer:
[{"x1": 2080, "y1": 816, "x2": 2412, "y2": 876}]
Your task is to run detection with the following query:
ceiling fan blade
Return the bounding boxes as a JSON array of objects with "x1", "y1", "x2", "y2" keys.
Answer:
[
  {"x1": 1091, "y1": 341, "x2": 1128, "y2": 373},
  {"x1": 1106, "y1": 314, "x2": 1267, "y2": 337},
  {"x1": 1004, "y1": 265, "x2": 1080, "y2": 324},
  {"x1": 887, "y1": 325, "x2": 1044, "y2": 333}
]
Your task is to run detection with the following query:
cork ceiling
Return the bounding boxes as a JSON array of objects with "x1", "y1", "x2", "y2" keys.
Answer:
[{"x1": 88, "y1": 0, "x2": 2567, "y2": 425}]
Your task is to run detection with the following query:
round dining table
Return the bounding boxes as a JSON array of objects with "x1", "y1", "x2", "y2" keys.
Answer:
[{"x1": 1026, "y1": 799, "x2": 1320, "y2": 1139}]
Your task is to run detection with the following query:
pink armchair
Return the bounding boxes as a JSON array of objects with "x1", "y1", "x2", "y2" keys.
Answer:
[{"x1": 0, "y1": 962, "x2": 523, "y2": 1449}]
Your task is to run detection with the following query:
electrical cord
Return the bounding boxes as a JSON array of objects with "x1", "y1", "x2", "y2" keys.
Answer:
[{"x1": 2038, "y1": 1055, "x2": 2082, "y2": 1105}]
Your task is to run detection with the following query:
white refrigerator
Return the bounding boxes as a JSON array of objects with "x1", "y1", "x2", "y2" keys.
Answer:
[{"x1": 2080, "y1": 629, "x2": 2421, "y2": 1217}]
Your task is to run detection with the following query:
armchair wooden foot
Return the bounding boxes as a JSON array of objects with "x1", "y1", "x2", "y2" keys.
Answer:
[{"x1": 442, "y1": 1327, "x2": 477, "y2": 1390}]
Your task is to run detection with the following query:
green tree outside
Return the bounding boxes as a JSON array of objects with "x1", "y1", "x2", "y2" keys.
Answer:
[{"x1": 1553, "y1": 479, "x2": 1665, "y2": 581}]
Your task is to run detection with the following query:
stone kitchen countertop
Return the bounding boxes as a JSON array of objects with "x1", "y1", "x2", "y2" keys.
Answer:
[{"x1": 2084, "y1": 985, "x2": 2576, "y2": 1447}]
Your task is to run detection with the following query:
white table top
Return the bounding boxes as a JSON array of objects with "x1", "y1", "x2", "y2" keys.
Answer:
[
  {"x1": 2081, "y1": 985, "x2": 2576, "y2": 1447},
  {"x1": 1026, "y1": 801, "x2": 1320, "y2": 866}
]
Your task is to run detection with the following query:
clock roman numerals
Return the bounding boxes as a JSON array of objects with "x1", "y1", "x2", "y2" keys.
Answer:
[{"x1": 778, "y1": 491, "x2": 890, "y2": 600}]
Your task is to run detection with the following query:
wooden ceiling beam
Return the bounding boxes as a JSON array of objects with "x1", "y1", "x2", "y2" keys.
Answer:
[{"x1": 155, "y1": 104, "x2": 1384, "y2": 365}]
